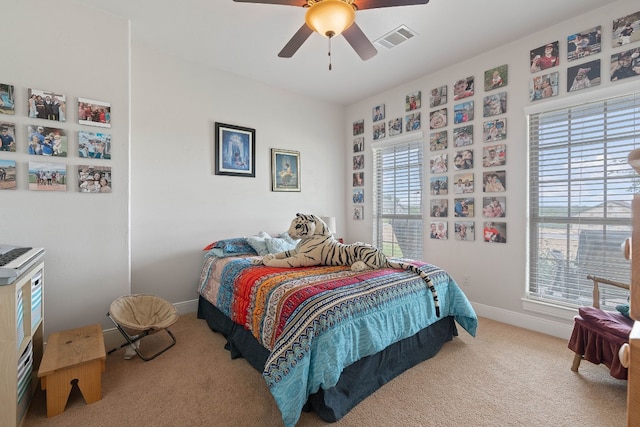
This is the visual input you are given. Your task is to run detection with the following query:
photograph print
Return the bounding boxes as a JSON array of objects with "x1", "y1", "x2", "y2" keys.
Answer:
[
  {"x1": 0, "y1": 159, "x2": 16, "y2": 190},
  {"x1": 453, "y1": 172, "x2": 474, "y2": 194},
  {"x1": 483, "y1": 221, "x2": 506, "y2": 243},
  {"x1": 453, "y1": 76, "x2": 474, "y2": 100},
  {"x1": 430, "y1": 176, "x2": 448, "y2": 195},
  {"x1": 567, "y1": 59, "x2": 601, "y2": 92},
  {"x1": 214, "y1": 122, "x2": 255, "y2": 177},
  {"x1": 567, "y1": 25, "x2": 601, "y2": 61},
  {"x1": 406, "y1": 91, "x2": 421, "y2": 111},
  {"x1": 484, "y1": 65, "x2": 507, "y2": 91},
  {"x1": 530, "y1": 72, "x2": 559, "y2": 101},
  {"x1": 430, "y1": 153, "x2": 448, "y2": 174},
  {"x1": 78, "y1": 165, "x2": 112, "y2": 193},
  {"x1": 28, "y1": 88, "x2": 66, "y2": 122},
  {"x1": 28, "y1": 161, "x2": 66, "y2": 191},
  {"x1": 483, "y1": 118, "x2": 506, "y2": 142},
  {"x1": 430, "y1": 130, "x2": 447, "y2": 151},
  {"x1": 483, "y1": 170, "x2": 506, "y2": 192},
  {"x1": 483, "y1": 92, "x2": 507, "y2": 117},
  {"x1": 352, "y1": 188, "x2": 364, "y2": 204},
  {"x1": 0, "y1": 122, "x2": 16, "y2": 152},
  {"x1": 388, "y1": 117, "x2": 402, "y2": 136},
  {"x1": 483, "y1": 144, "x2": 506, "y2": 167},
  {"x1": 453, "y1": 101, "x2": 474, "y2": 124},
  {"x1": 79, "y1": 130, "x2": 111, "y2": 159},
  {"x1": 430, "y1": 85, "x2": 447, "y2": 108},
  {"x1": 454, "y1": 197, "x2": 474, "y2": 217},
  {"x1": 612, "y1": 12, "x2": 640, "y2": 47},
  {"x1": 405, "y1": 112, "x2": 421, "y2": 132},
  {"x1": 271, "y1": 148, "x2": 300, "y2": 192},
  {"x1": 530, "y1": 41, "x2": 560, "y2": 73},
  {"x1": 455, "y1": 221, "x2": 475, "y2": 241},
  {"x1": 78, "y1": 97, "x2": 111, "y2": 128},
  {"x1": 610, "y1": 48, "x2": 640, "y2": 81},
  {"x1": 353, "y1": 154, "x2": 364, "y2": 170},
  {"x1": 27, "y1": 125, "x2": 67, "y2": 157},
  {"x1": 0, "y1": 83, "x2": 15, "y2": 115},
  {"x1": 353, "y1": 171, "x2": 364, "y2": 187},
  {"x1": 353, "y1": 119, "x2": 364, "y2": 136},
  {"x1": 373, "y1": 104, "x2": 385, "y2": 122},
  {"x1": 429, "y1": 221, "x2": 448, "y2": 240},
  {"x1": 430, "y1": 198, "x2": 448, "y2": 218},
  {"x1": 373, "y1": 122, "x2": 386, "y2": 140},
  {"x1": 353, "y1": 206, "x2": 364, "y2": 220},
  {"x1": 453, "y1": 149, "x2": 473, "y2": 171},
  {"x1": 353, "y1": 136, "x2": 364, "y2": 153},
  {"x1": 453, "y1": 125, "x2": 473, "y2": 147},
  {"x1": 429, "y1": 108, "x2": 447, "y2": 129},
  {"x1": 482, "y1": 196, "x2": 506, "y2": 218}
]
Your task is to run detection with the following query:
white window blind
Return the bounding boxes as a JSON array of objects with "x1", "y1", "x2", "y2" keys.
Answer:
[
  {"x1": 373, "y1": 139, "x2": 423, "y2": 259},
  {"x1": 528, "y1": 92, "x2": 640, "y2": 310}
]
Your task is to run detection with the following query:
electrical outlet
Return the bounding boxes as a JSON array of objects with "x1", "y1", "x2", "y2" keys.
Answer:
[{"x1": 462, "y1": 274, "x2": 471, "y2": 286}]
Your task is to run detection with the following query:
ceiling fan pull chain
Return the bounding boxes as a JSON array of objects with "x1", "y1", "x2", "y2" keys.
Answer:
[{"x1": 328, "y1": 36, "x2": 332, "y2": 71}]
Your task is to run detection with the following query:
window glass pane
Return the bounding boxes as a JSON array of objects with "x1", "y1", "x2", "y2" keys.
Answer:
[
  {"x1": 373, "y1": 140, "x2": 423, "y2": 259},
  {"x1": 528, "y1": 92, "x2": 640, "y2": 310}
]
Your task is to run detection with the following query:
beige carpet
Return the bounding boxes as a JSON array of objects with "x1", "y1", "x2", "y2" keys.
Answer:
[{"x1": 24, "y1": 312, "x2": 627, "y2": 427}]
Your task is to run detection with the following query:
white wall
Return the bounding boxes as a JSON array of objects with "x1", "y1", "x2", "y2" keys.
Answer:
[
  {"x1": 2, "y1": 0, "x2": 130, "y2": 337},
  {"x1": 129, "y1": 45, "x2": 347, "y2": 305},
  {"x1": 345, "y1": 0, "x2": 640, "y2": 337}
]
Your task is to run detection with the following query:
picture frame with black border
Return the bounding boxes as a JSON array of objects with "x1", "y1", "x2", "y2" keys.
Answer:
[
  {"x1": 214, "y1": 122, "x2": 255, "y2": 177},
  {"x1": 271, "y1": 148, "x2": 300, "y2": 192}
]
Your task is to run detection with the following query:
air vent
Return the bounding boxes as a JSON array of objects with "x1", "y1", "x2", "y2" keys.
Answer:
[{"x1": 374, "y1": 25, "x2": 417, "y2": 50}]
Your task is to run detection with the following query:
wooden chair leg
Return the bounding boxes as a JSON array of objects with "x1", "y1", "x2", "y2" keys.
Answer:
[{"x1": 571, "y1": 352, "x2": 582, "y2": 372}]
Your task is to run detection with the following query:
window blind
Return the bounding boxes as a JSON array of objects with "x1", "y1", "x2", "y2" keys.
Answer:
[
  {"x1": 528, "y1": 92, "x2": 640, "y2": 309},
  {"x1": 373, "y1": 139, "x2": 423, "y2": 259}
]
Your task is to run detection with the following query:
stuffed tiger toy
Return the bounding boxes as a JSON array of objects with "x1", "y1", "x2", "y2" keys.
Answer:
[{"x1": 254, "y1": 213, "x2": 440, "y2": 317}]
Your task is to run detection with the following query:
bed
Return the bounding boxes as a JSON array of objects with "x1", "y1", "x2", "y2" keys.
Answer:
[{"x1": 196, "y1": 237, "x2": 477, "y2": 427}]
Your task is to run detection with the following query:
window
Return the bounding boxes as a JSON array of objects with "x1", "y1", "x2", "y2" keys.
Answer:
[
  {"x1": 373, "y1": 139, "x2": 423, "y2": 259},
  {"x1": 528, "y1": 93, "x2": 640, "y2": 310}
]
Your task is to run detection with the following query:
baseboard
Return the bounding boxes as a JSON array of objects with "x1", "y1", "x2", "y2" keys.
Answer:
[{"x1": 471, "y1": 302, "x2": 574, "y2": 340}]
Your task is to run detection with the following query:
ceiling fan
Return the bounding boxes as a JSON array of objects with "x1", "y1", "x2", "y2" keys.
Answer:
[{"x1": 233, "y1": 0, "x2": 429, "y2": 65}]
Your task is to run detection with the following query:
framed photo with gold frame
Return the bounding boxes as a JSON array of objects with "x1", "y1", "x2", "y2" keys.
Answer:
[{"x1": 271, "y1": 148, "x2": 300, "y2": 192}]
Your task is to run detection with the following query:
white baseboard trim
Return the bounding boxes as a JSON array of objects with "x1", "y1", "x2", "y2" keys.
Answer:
[{"x1": 471, "y1": 301, "x2": 574, "y2": 340}]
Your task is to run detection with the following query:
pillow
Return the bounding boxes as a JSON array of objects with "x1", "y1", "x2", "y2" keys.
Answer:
[
  {"x1": 202, "y1": 238, "x2": 257, "y2": 255},
  {"x1": 279, "y1": 231, "x2": 300, "y2": 246},
  {"x1": 246, "y1": 231, "x2": 271, "y2": 256},
  {"x1": 265, "y1": 236, "x2": 298, "y2": 254},
  {"x1": 616, "y1": 303, "x2": 631, "y2": 319}
]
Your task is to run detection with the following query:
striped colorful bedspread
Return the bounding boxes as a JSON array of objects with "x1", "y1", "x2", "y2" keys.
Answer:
[{"x1": 199, "y1": 254, "x2": 477, "y2": 427}]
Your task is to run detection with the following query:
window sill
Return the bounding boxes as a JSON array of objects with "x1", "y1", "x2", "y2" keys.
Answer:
[{"x1": 521, "y1": 297, "x2": 578, "y2": 321}]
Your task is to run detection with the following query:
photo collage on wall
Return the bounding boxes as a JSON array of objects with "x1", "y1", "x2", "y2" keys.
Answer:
[
  {"x1": 353, "y1": 118, "x2": 365, "y2": 220},
  {"x1": 422, "y1": 62, "x2": 509, "y2": 243},
  {"x1": 0, "y1": 83, "x2": 113, "y2": 192}
]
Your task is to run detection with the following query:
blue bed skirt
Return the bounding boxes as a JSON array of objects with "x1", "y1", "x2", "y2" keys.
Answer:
[{"x1": 197, "y1": 295, "x2": 457, "y2": 423}]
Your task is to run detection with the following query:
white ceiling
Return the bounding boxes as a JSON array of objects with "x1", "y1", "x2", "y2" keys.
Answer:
[{"x1": 72, "y1": 0, "x2": 619, "y2": 106}]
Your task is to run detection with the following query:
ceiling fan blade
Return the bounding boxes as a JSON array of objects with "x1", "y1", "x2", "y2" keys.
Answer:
[
  {"x1": 342, "y1": 22, "x2": 377, "y2": 61},
  {"x1": 278, "y1": 24, "x2": 314, "y2": 58},
  {"x1": 354, "y1": 0, "x2": 429, "y2": 10},
  {"x1": 233, "y1": 0, "x2": 305, "y2": 5}
]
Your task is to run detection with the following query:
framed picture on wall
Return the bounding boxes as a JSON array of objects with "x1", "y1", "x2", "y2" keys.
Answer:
[
  {"x1": 373, "y1": 104, "x2": 385, "y2": 122},
  {"x1": 483, "y1": 65, "x2": 507, "y2": 91},
  {"x1": 405, "y1": 112, "x2": 421, "y2": 131},
  {"x1": 26, "y1": 125, "x2": 67, "y2": 157},
  {"x1": 567, "y1": 59, "x2": 601, "y2": 92},
  {"x1": 271, "y1": 148, "x2": 300, "y2": 192},
  {"x1": 28, "y1": 161, "x2": 66, "y2": 191},
  {"x1": 0, "y1": 159, "x2": 16, "y2": 190},
  {"x1": 612, "y1": 12, "x2": 640, "y2": 47},
  {"x1": 78, "y1": 97, "x2": 110, "y2": 127},
  {"x1": 405, "y1": 91, "x2": 421, "y2": 111},
  {"x1": 78, "y1": 165, "x2": 112, "y2": 193},
  {"x1": 567, "y1": 25, "x2": 601, "y2": 61},
  {"x1": 353, "y1": 119, "x2": 364, "y2": 136},
  {"x1": 79, "y1": 130, "x2": 112, "y2": 159},
  {"x1": 0, "y1": 122, "x2": 16, "y2": 152},
  {"x1": 214, "y1": 122, "x2": 255, "y2": 177},
  {"x1": 28, "y1": 88, "x2": 66, "y2": 122},
  {"x1": 455, "y1": 221, "x2": 475, "y2": 241},
  {"x1": 0, "y1": 83, "x2": 15, "y2": 115},
  {"x1": 430, "y1": 85, "x2": 447, "y2": 107}
]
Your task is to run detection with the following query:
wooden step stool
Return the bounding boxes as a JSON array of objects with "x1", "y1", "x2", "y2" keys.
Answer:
[{"x1": 38, "y1": 324, "x2": 106, "y2": 417}]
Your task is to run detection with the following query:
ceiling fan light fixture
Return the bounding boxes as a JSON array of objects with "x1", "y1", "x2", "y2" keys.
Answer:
[{"x1": 305, "y1": 0, "x2": 355, "y2": 38}]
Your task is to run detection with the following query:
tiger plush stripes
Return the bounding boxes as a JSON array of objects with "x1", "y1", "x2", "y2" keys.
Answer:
[{"x1": 256, "y1": 213, "x2": 440, "y2": 317}]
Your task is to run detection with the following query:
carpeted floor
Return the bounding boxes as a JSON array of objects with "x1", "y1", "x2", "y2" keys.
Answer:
[{"x1": 24, "y1": 312, "x2": 627, "y2": 427}]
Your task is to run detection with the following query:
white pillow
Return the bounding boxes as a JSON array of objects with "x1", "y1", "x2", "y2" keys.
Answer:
[
  {"x1": 265, "y1": 236, "x2": 297, "y2": 254},
  {"x1": 246, "y1": 231, "x2": 271, "y2": 256}
]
